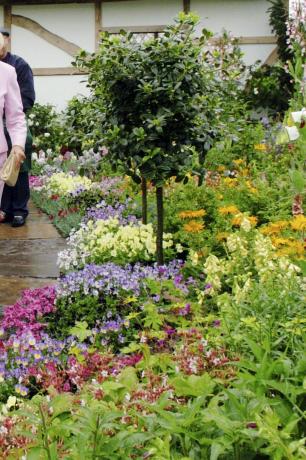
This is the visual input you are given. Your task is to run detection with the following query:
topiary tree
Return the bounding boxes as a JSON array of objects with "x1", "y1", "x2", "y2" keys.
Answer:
[{"x1": 76, "y1": 13, "x2": 216, "y2": 264}]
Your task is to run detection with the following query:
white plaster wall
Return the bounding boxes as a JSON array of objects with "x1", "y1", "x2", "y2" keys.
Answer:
[
  {"x1": 13, "y1": 4, "x2": 95, "y2": 52},
  {"x1": 191, "y1": 0, "x2": 271, "y2": 36},
  {"x1": 102, "y1": 0, "x2": 181, "y2": 27},
  {"x1": 34, "y1": 75, "x2": 90, "y2": 111},
  {"x1": 191, "y1": 0, "x2": 273, "y2": 64}
]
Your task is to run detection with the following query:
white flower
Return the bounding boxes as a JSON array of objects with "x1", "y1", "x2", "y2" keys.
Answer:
[
  {"x1": 6, "y1": 396, "x2": 17, "y2": 409},
  {"x1": 44, "y1": 132, "x2": 51, "y2": 138},
  {"x1": 285, "y1": 125, "x2": 300, "y2": 141}
]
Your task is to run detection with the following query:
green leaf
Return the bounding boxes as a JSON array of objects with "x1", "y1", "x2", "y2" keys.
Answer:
[
  {"x1": 210, "y1": 442, "x2": 225, "y2": 460},
  {"x1": 171, "y1": 373, "x2": 215, "y2": 397},
  {"x1": 27, "y1": 447, "x2": 47, "y2": 460},
  {"x1": 118, "y1": 366, "x2": 138, "y2": 391},
  {"x1": 69, "y1": 321, "x2": 92, "y2": 342}
]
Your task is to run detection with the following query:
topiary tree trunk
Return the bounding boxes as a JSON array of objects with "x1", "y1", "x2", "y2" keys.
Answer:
[
  {"x1": 141, "y1": 176, "x2": 148, "y2": 224},
  {"x1": 156, "y1": 186, "x2": 164, "y2": 265}
]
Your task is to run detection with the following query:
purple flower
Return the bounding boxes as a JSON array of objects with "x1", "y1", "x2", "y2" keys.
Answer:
[
  {"x1": 164, "y1": 326, "x2": 176, "y2": 336},
  {"x1": 213, "y1": 320, "x2": 221, "y2": 328}
]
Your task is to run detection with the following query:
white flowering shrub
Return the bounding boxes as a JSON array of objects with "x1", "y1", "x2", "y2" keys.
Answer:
[{"x1": 58, "y1": 218, "x2": 173, "y2": 271}]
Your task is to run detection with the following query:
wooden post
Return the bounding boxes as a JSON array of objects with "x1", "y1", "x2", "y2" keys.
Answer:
[
  {"x1": 95, "y1": 0, "x2": 102, "y2": 51},
  {"x1": 4, "y1": 4, "x2": 12, "y2": 52},
  {"x1": 183, "y1": 0, "x2": 190, "y2": 13}
]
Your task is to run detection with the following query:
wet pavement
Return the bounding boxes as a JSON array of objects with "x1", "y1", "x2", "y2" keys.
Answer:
[{"x1": 0, "y1": 202, "x2": 65, "y2": 306}]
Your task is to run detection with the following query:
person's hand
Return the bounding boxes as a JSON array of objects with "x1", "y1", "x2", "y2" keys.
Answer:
[{"x1": 11, "y1": 145, "x2": 26, "y2": 169}]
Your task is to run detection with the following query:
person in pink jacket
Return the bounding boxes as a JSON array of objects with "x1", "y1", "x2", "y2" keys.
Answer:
[{"x1": 0, "y1": 57, "x2": 27, "y2": 212}]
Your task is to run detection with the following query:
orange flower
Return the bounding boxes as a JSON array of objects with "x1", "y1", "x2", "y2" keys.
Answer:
[
  {"x1": 218, "y1": 205, "x2": 240, "y2": 215},
  {"x1": 179, "y1": 209, "x2": 206, "y2": 219},
  {"x1": 184, "y1": 220, "x2": 204, "y2": 233}
]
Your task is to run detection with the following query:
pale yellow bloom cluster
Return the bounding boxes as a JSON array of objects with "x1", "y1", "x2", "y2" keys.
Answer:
[
  {"x1": 196, "y1": 228, "x2": 303, "y2": 306},
  {"x1": 58, "y1": 218, "x2": 173, "y2": 271},
  {"x1": 45, "y1": 172, "x2": 93, "y2": 196}
]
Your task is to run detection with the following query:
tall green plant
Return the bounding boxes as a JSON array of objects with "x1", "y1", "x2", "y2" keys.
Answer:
[{"x1": 76, "y1": 13, "x2": 214, "y2": 263}]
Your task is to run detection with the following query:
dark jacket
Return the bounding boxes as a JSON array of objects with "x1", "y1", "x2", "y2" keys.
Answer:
[
  {"x1": 2, "y1": 52, "x2": 35, "y2": 113},
  {"x1": 2, "y1": 52, "x2": 35, "y2": 172}
]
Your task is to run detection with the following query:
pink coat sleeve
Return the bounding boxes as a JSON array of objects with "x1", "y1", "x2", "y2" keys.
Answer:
[{"x1": 4, "y1": 66, "x2": 27, "y2": 149}]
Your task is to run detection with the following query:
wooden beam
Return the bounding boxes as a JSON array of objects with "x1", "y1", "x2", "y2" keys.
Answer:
[
  {"x1": 33, "y1": 66, "x2": 87, "y2": 76},
  {"x1": 264, "y1": 46, "x2": 279, "y2": 65},
  {"x1": 95, "y1": 0, "x2": 102, "y2": 51},
  {"x1": 236, "y1": 35, "x2": 277, "y2": 45},
  {"x1": 3, "y1": 4, "x2": 12, "y2": 51},
  {"x1": 101, "y1": 25, "x2": 168, "y2": 34},
  {"x1": 210, "y1": 35, "x2": 277, "y2": 45},
  {"x1": 102, "y1": 27, "x2": 277, "y2": 45},
  {"x1": 183, "y1": 0, "x2": 190, "y2": 14},
  {"x1": 12, "y1": 14, "x2": 82, "y2": 57}
]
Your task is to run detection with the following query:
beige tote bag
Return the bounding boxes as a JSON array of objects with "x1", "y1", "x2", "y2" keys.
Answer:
[{"x1": 0, "y1": 152, "x2": 20, "y2": 187}]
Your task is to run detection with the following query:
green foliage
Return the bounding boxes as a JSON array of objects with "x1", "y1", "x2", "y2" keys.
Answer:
[
  {"x1": 31, "y1": 190, "x2": 82, "y2": 237},
  {"x1": 61, "y1": 96, "x2": 106, "y2": 154},
  {"x1": 244, "y1": 65, "x2": 293, "y2": 115},
  {"x1": 76, "y1": 14, "x2": 213, "y2": 186},
  {"x1": 268, "y1": 0, "x2": 293, "y2": 63},
  {"x1": 28, "y1": 103, "x2": 65, "y2": 153}
]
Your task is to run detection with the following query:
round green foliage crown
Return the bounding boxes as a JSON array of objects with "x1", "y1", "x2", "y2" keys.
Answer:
[{"x1": 76, "y1": 13, "x2": 214, "y2": 186}]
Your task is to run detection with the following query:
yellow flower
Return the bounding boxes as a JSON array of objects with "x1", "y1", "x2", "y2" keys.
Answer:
[
  {"x1": 248, "y1": 216, "x2": 258, "y2": 226},
  {"x1": 240, "y1": 168, "x2": 249, "y2": 177},
  {"x1": 260, "y1": 220, "x2": 289, "y2": 235},
  {"x1": 216, "y1": 232, "x2": 229, "y2": 241},
  {"x1": 254, "y1": 143, "x2": 267, "y2": 151},
  {"x1": 184, "y1": 220, "x2": 204, "y2": 233},
  {"x1": 231, "y1": 215, "x2": 243, "y2": 226},
  {"x1": 246, "y1": 180, "x2": 258, "y2": 194},
  {"x1": 271, "y1": 237, "x2": 292, "y2": 247},
  {"x1": 218, "y1": 205, "x2": 240, "y2": 215},
  {"x1": 223, "y1": 178, "x2": 238, "y2": 187},
  {"x1": 217, "y1": 165, "x2": 226, "y2": 172},
  {"x1": 290, "y1": 215, "x2": 306, "y2": 232},
  {"x1": 233, "y1": 159, "x2": 245, "y2": 166},
  {"x1": 179, "y1": 209, "x2": 206, "y2": 219}
]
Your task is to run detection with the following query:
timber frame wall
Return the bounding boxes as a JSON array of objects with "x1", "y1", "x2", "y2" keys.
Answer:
[{"x1": 1, "y1": 0, "x2": 279, "y2": 76}]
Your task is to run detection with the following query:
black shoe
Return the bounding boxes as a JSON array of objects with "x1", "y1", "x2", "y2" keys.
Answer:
[
  {"x1": 0, "y1": 211, "x2": 13, "y2": 223},
  {"x1": 12, "y1": 215, "x2": 26, "y2": 227}
]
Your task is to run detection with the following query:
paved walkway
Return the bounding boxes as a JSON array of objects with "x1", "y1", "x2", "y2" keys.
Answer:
[{"x1": 0, "y1": 202, "x2": 66, "y2": 306}]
